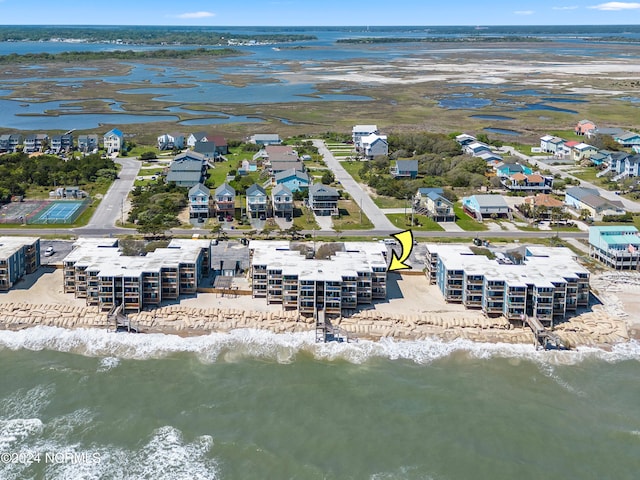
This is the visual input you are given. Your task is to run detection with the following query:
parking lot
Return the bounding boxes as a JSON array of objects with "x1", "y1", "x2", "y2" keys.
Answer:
[{"x1": 39, "y1": 239, "x2": 74, "y2": 265}]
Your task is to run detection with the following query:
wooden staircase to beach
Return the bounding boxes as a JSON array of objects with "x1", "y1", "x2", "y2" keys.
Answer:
[
  {"x1": 315, "y1": 308, "x2": 356, "y2": 343},
  {"x1": 523, "y1": 314, "x2": 565, "y2": 350}
]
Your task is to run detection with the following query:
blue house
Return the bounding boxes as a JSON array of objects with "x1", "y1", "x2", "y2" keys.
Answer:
[
  {"x1": 462, "y1": 195, "x2": 510, "y2": 221},
  {"x1": 246, "y1": 184, "x2": 268, "y2": 218},
  {"x1": 390, "y1": 160, "x2": 418, "y2": 179},
  {"x1": 589, "y1": 226, "x2": 640, "y2": 270},
  {"x1": 495, "y1": 163, "x2": 533, "y2": 177},
  {"x1": 274, "y1": 168, "x2": 310, "y2": 192},
  {"x1": 415, "y1": 188, "x2": 455, "y2": 222},
  {"x1": 166, "y1": 151, "x2": 207, "y2": 187}
]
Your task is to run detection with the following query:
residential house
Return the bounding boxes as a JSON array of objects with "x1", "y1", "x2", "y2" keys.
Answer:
[
  {"x1": 414, "y1": 188, "x2": 455, "y2": 222},
  {"x1": 50, "y1": 134, "x2": 74, "y2": 153},
  {"x1": 0, "y1": 237, "x2": 40, "y2": 291},
  {"x1": 495, "y1": 163, "x2": 533, "y2": 178},
  {"x1": 589, "y1": 151, "x2": 609, "y2": 167},
  {"x1": 560, "y1": 140, "x2": 579, "y2": 157},
  {"x1": 77, "y1": 134, "x2": 99, "y2": 153},
  {"x1": 589, "y1": 226, "x2": 640, "y2": 270},
  {"x1": 249, "y1": 134, "x2": 281, "y2": 145},
  {"x1": 246, "y1": 184, "x2": 268, "y2": 218},
  {"x1": 166, "y1": 151, "x2": 207, "y2": 187},
  {"x1": 157, "y1": 132, "x2": 185, "y2": 150},
  {"x1": 390, "y1": 160, "x2": 418, "y2": 179},
  {"x1": 186, "y1": 131, "x2": 208, "y2": 147},
  {"x1": 271, "y1": 184, "x2": 293, "y2": 219},
  {"x1": 586, "y1": 127, "x2": 625, "y2": 139},
  {"x1": 540, "y1": 135, "x2": 565, "y2": 154},
  {"x1": 208, "y1": 135, "x2": 229, "y2": 156},
  {"x1": 352, "y1": 124, "x2": 378, "y2": 147},
  {"x1": 308, "y1": 183, "x2": 339, "y2": 216},
  {"x1": 274, "y1": 168, "x2": 310, "y2": 192},
  {"x1": 238, "y1": 159, "x2": 258, "y2": 175},
  {"x1": 0, "y1": 134, "x2": 23, "y2": 153},
  {"x1": 214, "y1": 183, "x2": 235, "y2": 219},
  {"x1": 523, "y1": 193, "x2": 564, "y2": 220},
  {"x1": 463, "y1": 141, "x2": 491, "y2": 156},
  {"x1": 194, "y1": 140, "x2": 218, "y2": 161},
  {"x1": 455, "y1": 134, "x2": 476, "y2": 146},
  {"x1": 257, "y1": 145, "x2": 299, "y2": 165},
  {"x1": 597, "y1": 151, "x2": 632, "y2": 179},
  {"x1": 360, "y1": 133, "x2": 388, "y2": 159},
  {"x1": 462, "y1": 195, "x2": 511, "y2": 221},
  {"x1": 614, "y1": 131, "x2": 640, "y2": 148},
  {"x1": 24, "y1": 133, "x2": 49, "y2": 153},
  {"x1": 571, "y1": 142, "x2": 598, "y2": 162},
  {"x1": 477, "y1": 151, "x2": 503, "y2": 163},
  {"x1": 575, "y1": 119, "x2": 596, "y2": 136},
  {"x1": 103, "y1": 128, "x2": 124, "y2": 155},
  {"x1": 503, "y1": 173, "x2": 553, "y2": 193},
  {"x1": 188, "y1": 183, "x2": 211, "y2": 219},
  {"x1": 565, "y1": 186, "x2": 626, "y2": 219}
]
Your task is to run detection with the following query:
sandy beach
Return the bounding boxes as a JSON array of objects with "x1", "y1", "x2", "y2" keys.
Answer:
[{"x1": 0, "y1": 267, "x2": 634, "y2": 348}]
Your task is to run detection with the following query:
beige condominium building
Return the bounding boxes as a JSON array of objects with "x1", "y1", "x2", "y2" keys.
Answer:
[
  {"x1": 249, "y1": 241, "x2": 388, "y2": 316},
  {"x1": 63, "y1": 238, "x2": 211, "y2": 312},
  {"x1": 0, "y1": 236, "x2": 40, "y2": 290},
  {"x1": 425, "y1": 244, "x2": 589, "y2": 326}
]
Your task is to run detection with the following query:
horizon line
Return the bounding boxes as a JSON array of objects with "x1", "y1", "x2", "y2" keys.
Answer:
[{"x1": 0, "y1": 23, "x2": 639, "y2": 28}]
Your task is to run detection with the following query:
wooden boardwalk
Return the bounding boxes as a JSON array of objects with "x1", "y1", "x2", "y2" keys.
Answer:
[
  {"x1": 523, "y1": 315, "x2": 565, "y2": 350},
  {"x1": 315, "y1": 309, "x2": 357, "y2": 343}
]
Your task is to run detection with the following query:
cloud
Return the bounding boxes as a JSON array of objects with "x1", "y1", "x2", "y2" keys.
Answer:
[
  {"x1": 514, "y1": 10, "x2": 535, "y2": 15},
  {"x1": 552, "y1": 5, "x2": 579, "y2": 9},
  {"x1": 588, "y1": 2, "x2": 640, "y2": 9},
  {"x1": 175, "y1": 11, "x2": 216, "y2": 19}
]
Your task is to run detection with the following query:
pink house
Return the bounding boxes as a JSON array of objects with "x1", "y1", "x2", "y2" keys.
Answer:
[{"x1": 575, "y1": 119, "x2": 596, "y2": 136}]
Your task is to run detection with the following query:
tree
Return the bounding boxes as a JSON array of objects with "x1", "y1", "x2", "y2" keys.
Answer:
[
  {"x1": 321, "y1": 170, "x2": 335, "y2": 185},
  {"x1": 285, "y1": 224, "x2": 302, "y2": 240},
  {"x1": 137, "y1": 222, "x2": 166, "y2": 237}
]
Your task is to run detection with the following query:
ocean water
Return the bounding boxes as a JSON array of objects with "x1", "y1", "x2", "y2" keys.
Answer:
[{"x1": 1, "y1": 327, "x2": 639, "y2": 480}]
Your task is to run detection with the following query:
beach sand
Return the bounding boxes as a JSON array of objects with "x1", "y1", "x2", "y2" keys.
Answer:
[{"x1": 0, "y1": 268, "x2": 634, "y2": 348}]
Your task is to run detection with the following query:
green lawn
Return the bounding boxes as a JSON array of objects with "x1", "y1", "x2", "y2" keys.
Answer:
[
  {"x1": 333, "y1": 199, "x2": 374, "y2": 230},
  {"x1": 340, "y1": 161, "x2": 365, "y2": 183},
  {"x1": 292, "y1": 204, "x2": 320, "y2": 230},
  {"x1": 372, "y1": 195, "x2": 406, "y2": 209},
  {"x1": 453, "y1": 204, "x2": 489, "y2": 231},
  {"x1": 386, "y1": 214, "x2": 444, "y2": 231}
]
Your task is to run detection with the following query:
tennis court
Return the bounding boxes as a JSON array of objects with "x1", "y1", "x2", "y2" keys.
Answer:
[
  {"x1": 0, "y1": 200, "x2": 48, "y2": 224},
  {"x1": 28, "y1": 200, "x2": 89, "y2": 224}
]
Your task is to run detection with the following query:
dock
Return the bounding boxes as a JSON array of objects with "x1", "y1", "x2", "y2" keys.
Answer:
[{"x1": 523, "y1": 315, "x2": 565, "y2": 350}]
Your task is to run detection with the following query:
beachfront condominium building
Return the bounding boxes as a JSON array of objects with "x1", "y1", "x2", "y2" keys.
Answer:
[
  {"x1": 425, "y1": 244, "x2": 589, "y2": 326},
  {"x1": 0, "y1": 237, "x2": 40, "y2": 290},
  {"x1": 589, "y1": 225, "x2": 640, "y2": 270},
  {"x1": 63, "y1": 238, "x2": 211, "y2": 312},
  {"x1": 249, "y1": 241, "x2": 388, "y2": 316}
]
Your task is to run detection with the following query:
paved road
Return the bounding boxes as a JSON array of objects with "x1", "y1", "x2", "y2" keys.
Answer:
[
  {"x1": 501, "y1": 147, "x2": 640, "y2": 212},
  {"x1": 313, "y1": 139, "x2": 396, "y2": 230},
  {"x1": 77, "y1": 157, "x2": 141, "y2": 232}
]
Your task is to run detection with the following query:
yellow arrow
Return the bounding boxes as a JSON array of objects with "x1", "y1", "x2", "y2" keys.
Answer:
[{"x1": 388, "y1": 230, "x2": 414, "y2": 271}]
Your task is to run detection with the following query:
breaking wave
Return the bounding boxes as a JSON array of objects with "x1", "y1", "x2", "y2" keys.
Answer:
[{"x1": 0, "y1": 326, "x2": 638, "y2": 366}]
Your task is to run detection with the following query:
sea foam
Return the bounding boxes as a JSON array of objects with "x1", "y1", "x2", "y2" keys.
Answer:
[{"x1": 0, "y1": 326, "x2": 638, "y2": 366}]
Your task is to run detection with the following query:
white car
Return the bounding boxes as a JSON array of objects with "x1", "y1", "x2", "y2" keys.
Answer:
[{"x1": 44, "y1": 246, "x2": 54, "y2": 256}]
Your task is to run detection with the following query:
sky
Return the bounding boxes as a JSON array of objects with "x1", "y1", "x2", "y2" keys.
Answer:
[{"x1": 0, "y1": 0, "x2": 639, "y2": 26}]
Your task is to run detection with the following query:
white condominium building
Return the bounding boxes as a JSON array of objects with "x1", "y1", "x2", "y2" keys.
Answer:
[
  {"x1": 249, "y1": 241, "x2": 388, "y2": 315},
  {"x1": 63, "y1": 238, "x2": 211, "y2": 312},
  {"x1": 425, "y1": 244, "x2": 589, "y2": 326}
]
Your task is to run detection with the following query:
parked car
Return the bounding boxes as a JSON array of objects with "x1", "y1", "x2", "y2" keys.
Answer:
[{"x1": 44, "y1": 246, "x2": 54, "y2": 256}]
